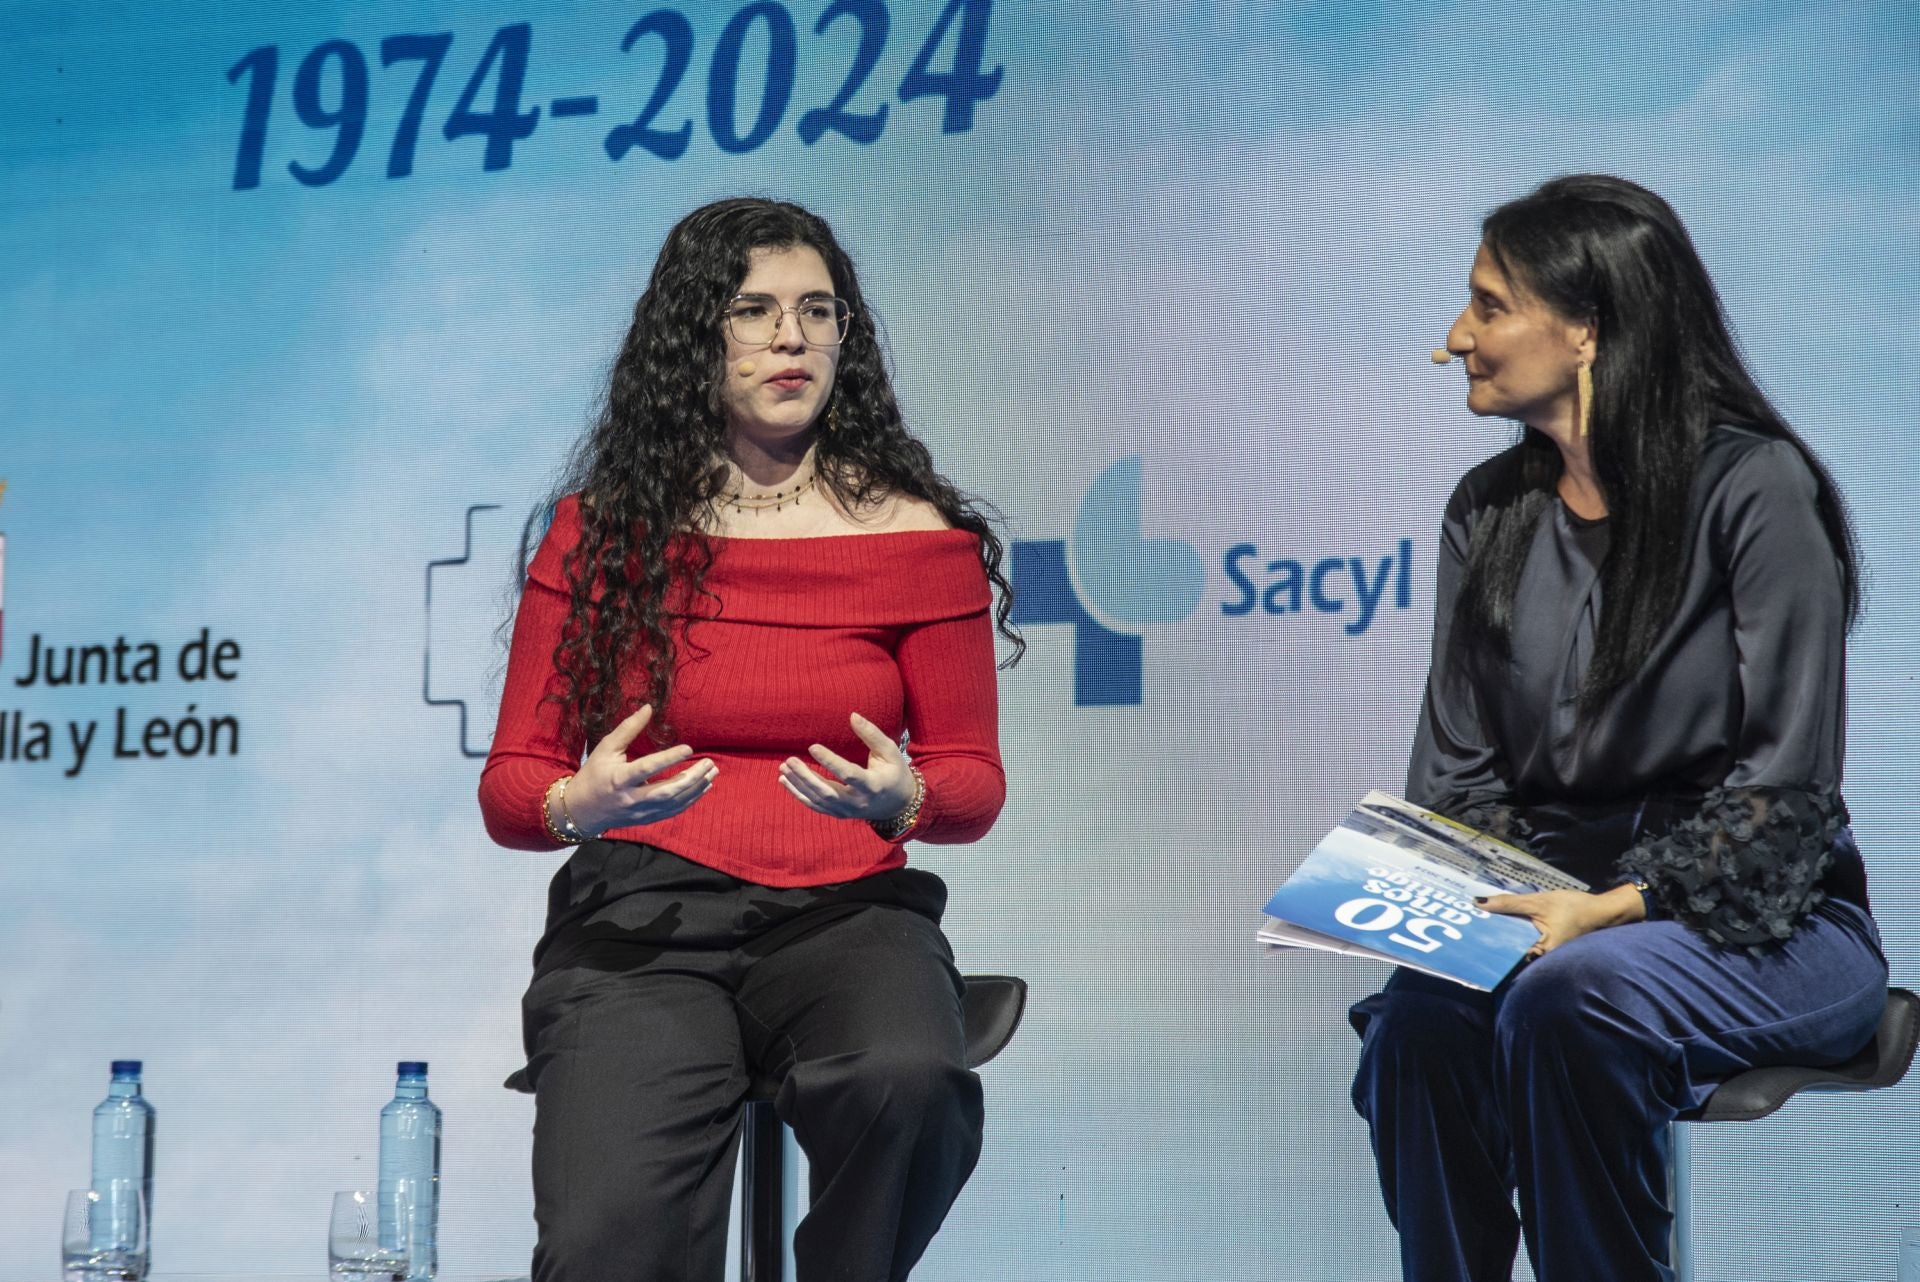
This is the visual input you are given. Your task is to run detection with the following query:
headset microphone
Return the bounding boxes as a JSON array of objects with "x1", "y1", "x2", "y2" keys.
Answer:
[
  {"x1": 736, "y1": 360, "x2": 757, "y2": 376},
  {"x1": 1430, "y1": 349, "x2": 1454, "y2": 364}
]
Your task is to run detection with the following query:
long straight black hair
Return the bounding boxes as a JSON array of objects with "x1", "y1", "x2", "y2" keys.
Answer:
[{"x1": 1454, "y1": 174, "x2": 1861, "y2": 713}]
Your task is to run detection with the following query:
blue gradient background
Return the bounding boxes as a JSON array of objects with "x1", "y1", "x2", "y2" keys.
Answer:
[{"x1": 2, "y1": 2, "x2": 1917, "y2": 1277}]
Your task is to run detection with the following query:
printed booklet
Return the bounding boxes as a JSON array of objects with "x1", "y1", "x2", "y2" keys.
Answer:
[{"x1": 1258, "y1": 791, "x2": 1590, "y2": 991}]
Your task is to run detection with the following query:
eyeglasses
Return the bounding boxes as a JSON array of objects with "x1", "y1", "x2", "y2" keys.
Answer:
[{"x1": 722, "y1": 294, "x2": 852, "y2": 346}]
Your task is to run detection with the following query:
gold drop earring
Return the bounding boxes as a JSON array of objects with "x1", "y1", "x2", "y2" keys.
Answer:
[{"x1": 1576, "y1": 362, "x2": 1593, "y2": 439}]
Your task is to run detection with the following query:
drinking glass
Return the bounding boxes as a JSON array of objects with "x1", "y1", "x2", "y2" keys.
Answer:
[
  {"x1": 62, "y1": 1184, "x2": 146, "y2": 1282},
  {"x1": 329, "y1": 1189, "x2": 411, "y2": 1281},
  {"x1": 1899, "y1": 1224, "x2": 1920, "y2": 1282}
]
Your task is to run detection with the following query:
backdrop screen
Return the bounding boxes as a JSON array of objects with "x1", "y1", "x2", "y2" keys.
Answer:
[{"x1": 3, "y1": 2, "x2": 1917, "y2": 1278}]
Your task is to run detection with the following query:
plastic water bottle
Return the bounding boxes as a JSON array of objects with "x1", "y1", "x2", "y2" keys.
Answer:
[
  {"x1": 89, "y1": 1060, "x2": 154, "y2": 1264},
  {"x1": 378, "y1": 1061, "x2": 441, "y2": 1279}
]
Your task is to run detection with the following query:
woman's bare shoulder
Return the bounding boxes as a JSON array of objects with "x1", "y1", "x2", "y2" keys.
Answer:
[
  {"x1": 871, "y1": 492, "x2": 954, "y2": 532},
  {"x1": 825, "y1": 480, "x2": 953, "y2": 533}
]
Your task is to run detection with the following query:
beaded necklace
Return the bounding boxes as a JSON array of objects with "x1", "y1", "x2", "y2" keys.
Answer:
[{"x1": 716, "y1": 461, "x2": 816, "y2": 514}]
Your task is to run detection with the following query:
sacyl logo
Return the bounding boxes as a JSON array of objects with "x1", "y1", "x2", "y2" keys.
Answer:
[
  {"x1": 1220, "y1": 541, "x2": 1413, "y2": 631},
  {"x1": 1011, "y1": 457, "x2": 1204, "y2": 707},
  {"x1": 1013, "y1": 457, "x2": 1418, "y2": 707}
]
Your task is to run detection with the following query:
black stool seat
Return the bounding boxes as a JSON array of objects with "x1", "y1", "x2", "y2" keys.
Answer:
[
  {"x1": 736, "y1": 971, "x2": 1027, "y2": 1099},
  {"x1": 1684, "y1": 986, "x2": 1919, "y2": 1123},
  {"x1": 502, "y1": 973, "x2": 1027, "y2": 1097}
]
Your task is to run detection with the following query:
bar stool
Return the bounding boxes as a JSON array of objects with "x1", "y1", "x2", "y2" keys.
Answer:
[
  {"x1": 504, "y1": 972, "x2": 1028, "y2": 1282},
  {"x1": 1669, "y1": 986, "x2": 1919, "y2": 1282}
]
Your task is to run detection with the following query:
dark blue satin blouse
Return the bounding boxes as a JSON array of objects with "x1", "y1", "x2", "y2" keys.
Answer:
[{"x1": 1406, "y1": 425, "x2": 1866, "y2": 948}]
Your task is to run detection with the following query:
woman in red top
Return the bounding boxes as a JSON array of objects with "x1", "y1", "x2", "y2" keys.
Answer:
[{"x1": 480, "y1": 197, "x2": 1020, "y2": 1282}]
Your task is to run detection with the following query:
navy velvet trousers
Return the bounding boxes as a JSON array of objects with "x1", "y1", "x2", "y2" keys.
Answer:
[{"x1": 1349, "y1": 898, "x2": 1886, "y2": 1282}]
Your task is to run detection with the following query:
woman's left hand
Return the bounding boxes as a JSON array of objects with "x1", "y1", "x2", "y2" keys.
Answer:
[
  {"x1": 1479, "y1": 884, "x2": 1646, "y2": 959},
  {"x1": 779, "y1": 712, "x2": 916, "y2": 822}
]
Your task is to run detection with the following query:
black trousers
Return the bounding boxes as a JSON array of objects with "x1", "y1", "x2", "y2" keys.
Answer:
[{"x1": 521, "y1": 841, "x2": 983, "y2": 1282}]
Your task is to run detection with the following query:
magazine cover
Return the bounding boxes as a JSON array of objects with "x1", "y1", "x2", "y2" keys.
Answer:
[{"x1": 1259, "y1": 792, "x2": 1590, "y2": 991}]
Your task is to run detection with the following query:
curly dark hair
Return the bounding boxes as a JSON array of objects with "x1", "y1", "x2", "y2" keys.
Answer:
[{"x1": 521, "y1": 196, "x2": 1022, "y2": 746}]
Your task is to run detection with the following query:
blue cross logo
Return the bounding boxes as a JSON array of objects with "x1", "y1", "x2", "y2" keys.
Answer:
[{"x1": 1011, "y1": 457, "x2": 1205, "y2": 706}]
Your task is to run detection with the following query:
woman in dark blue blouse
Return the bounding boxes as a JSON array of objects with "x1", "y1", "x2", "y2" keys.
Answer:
[{"x1": 1349, "y1": 174, "x2": 1887, "y2": 1282}]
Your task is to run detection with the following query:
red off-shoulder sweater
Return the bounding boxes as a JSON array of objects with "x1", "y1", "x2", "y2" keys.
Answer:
[{"x1": 478, "y1": 496, "x2": 1005, "y2": 886}]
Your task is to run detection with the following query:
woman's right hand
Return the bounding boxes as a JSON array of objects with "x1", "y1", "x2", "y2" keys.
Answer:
[{"x1": 554, "y1": 705, "x2": 717, "y2": 837}]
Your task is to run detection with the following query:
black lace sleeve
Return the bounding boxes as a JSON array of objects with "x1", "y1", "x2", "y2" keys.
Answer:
[{"x1": 1614, "y1": 785, "x2": 1844, "y2": 951}]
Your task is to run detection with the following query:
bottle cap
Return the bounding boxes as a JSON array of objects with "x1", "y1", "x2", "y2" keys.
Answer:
[
  {"x1": 110, "y1": 1060, "x2": 142, "y2": 1076},
  {"x1": 397, "y1": 1061, "x2": 428, "y2": 1077}
]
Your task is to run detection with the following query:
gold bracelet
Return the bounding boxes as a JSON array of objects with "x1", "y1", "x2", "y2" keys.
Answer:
[
  {"x1": 557, "y1": 774, "x2": 594, "y2": 840},
  {"x1": 871, "y1": 766, "x2": 926, "y2": 842},
  {"x1": 542, "y1": 775, "x2": 586, "y2": 845}
]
